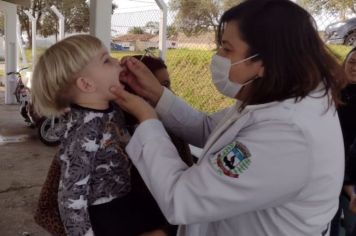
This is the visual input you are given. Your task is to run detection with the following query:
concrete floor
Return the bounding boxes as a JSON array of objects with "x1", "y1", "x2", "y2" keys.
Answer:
[{"x1": 0, "y1": 86, "x2": 54, "y2": 236}]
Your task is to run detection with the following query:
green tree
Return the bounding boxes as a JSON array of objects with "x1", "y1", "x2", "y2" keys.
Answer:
[
  {"x1": 18, "y1": 0, "x2": 117, "y2": 48},
  {"x1": 112, "y1": 3, "x2": 118, "y2": 14},
  {"x1": 128, "y1": 26, "x2": 145, "y2": 34},
  {"x1": 167, "y1": 25, "x2": 178, "y2": 38},
  {"x1": 38, "y1": 0, "x2": 89, "y2": 38},
  {"x1": 144, "y1": 22, "x2": 178, "y2": 38},
  {"x1": 0, "y1": 12, "x2": 4, "y2": 36},
  {"x1": 301, "y1": 0, "x2": 356, "y2": 20},
  {"x1": 169, "y1": 0, "x2": 242, "y2": 48},
  {"x1": 145, "y1": 21, "x2": 159, "y2": 35},
  {"x1": 17, "y1": 0, "x2": 48, "y2": 48}
]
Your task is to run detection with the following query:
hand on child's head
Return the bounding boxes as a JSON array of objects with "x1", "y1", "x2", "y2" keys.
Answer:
[
  {"x1": 118, "y1": 65, "x2": 127, "y2": 82},
  {"x1": 120, "y1": 56, "x2": 134, "y2": 66},
  {"x1": 140, "y1": 229, "x2": 167, "y2": 236}
]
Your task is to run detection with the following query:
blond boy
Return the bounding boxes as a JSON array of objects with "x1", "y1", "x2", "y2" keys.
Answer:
[{"x1": 32, "y1": 35, "x2": 132, "y2": 236}]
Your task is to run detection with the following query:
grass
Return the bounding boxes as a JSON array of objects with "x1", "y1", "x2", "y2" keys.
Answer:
[
  {"x1": 328, "y1": 44, "x2": 352, "y2": 63},
  {"x1": 112, "y1": 45, "x2": 353, "y2": 112},
  {"x1": 112, "y1": 49, "x2": 234, "y2": 113},
  {"x1": 0, "y1": 45, "x2": 353, "y2": 112},
  {"x1": 24, "y1": 48, "x2": 46, "y2": 64}
]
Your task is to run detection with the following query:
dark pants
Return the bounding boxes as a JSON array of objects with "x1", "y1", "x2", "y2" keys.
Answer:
[
  {"x1": 89, "y1": 192, "x2": 177, "y2": 236},
  {"x1": 330, "y1": 194, "x2": 356, "y2": 236},
  {"x1": 331, "y1": 202, "x2": 342, "y2": 236},
  {"x1": 89, "y1": 194, "x2": 136, "y2": 236}
]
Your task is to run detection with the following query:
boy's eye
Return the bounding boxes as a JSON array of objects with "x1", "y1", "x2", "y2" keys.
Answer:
[{"x1": 104, "y1": 58, "x2": 110, "y2": 64}]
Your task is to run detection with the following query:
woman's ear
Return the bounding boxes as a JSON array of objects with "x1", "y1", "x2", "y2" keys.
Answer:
[{"x1": 75, "y1": 77, "x2": 96, "y2": 93}]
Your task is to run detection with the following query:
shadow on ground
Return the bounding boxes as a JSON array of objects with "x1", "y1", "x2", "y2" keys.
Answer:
[{"x1": 0, "y1": 86, "x2": 55, "y2": 236}]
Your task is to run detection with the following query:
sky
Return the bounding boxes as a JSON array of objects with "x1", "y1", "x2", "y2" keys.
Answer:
[
  {"x1": 110, "y1": 0, "x2": 345, "y2": 35},
  {"x1": 113, "y1": 0, "x2": 169, "y2": 13},
  {"x1": 111, "y1": 0, "x2": 173, "y2": 36}
]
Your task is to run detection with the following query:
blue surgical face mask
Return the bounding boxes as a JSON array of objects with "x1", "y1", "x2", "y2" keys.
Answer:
[{"x1": 210, "y1": 54, "x2": 259, "y2": 98}]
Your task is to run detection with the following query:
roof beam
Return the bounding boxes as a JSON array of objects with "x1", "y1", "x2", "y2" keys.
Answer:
[{"x1": 1, "y1": 0, "x2": 30, "y2": 7}]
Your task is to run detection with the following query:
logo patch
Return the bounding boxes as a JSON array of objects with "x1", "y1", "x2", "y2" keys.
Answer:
[{"x1": 211, "y1": 141, "x2": 251, "y2": 178}]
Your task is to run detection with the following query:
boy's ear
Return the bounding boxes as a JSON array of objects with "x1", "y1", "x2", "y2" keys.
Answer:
[{"x1": 75, "y1": 77, "x2": 96, "y2": 93}]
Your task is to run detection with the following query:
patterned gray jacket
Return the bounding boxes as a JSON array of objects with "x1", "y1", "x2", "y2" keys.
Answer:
[{"x1": 57, "y1": 104, "x2": 131, "y2": 236}]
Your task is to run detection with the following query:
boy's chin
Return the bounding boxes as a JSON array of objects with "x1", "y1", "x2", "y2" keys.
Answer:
[
  {"x1": 108, "y1": 96, "x2": 116, "y2": 101},
  {"x1": 108, "y1": 92, "x2": 119, "y2": 101},
  {"x1": 113, "y1": 80, "x2": 125, "y2": 89}
]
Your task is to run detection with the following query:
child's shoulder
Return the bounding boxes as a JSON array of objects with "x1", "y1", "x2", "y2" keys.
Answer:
[
  {"x1": 111, "y1": 103, "x2": 124, "y2": 117},
  {"x1": 111, "y1": 103, "x2": 137, "y2": 131},
  {"x1": 64, "y1": 108, "x2": 105, "y2": 138},
  {"x1": 60, "y1": 113, "x2": 102, "y2": 154}
]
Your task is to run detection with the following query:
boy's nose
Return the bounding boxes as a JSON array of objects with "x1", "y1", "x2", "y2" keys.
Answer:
[
  {"x1": 114, "y1": 58, "x2": 121, "y2": 67},
  {"x1": 116, "y1": 60, "x2": 125, "y2": 71}
]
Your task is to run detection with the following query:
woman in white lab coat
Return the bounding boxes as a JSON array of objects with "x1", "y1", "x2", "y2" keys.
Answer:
[{"x1": 112, "y1": 0, "x2": 347, "y2": 235}]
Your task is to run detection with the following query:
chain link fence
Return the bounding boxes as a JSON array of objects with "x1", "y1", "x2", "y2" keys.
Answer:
[
  {"x1": 299, "y1": 2, "x2": 353, "y2": 62},
  {"x1": 111, "y1": 2, "x2": 354, "y2": 112},
  {"x1": 111, "y1": 9, "x2": 230, "y2": 112},
  {"x1": 1, "y1": 1, "x2": 354, "y2": 110}
]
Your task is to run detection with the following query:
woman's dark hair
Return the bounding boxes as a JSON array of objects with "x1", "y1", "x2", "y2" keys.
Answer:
[
  {"x1": 132, "y1": 55, "x2": 167, "y2": 73},
  {"x1": 218, "y1": 0, "x2": 347, "y2": 110},
  {"x1": 124, "y1": 55, "x2": 169, "y2": 128}
]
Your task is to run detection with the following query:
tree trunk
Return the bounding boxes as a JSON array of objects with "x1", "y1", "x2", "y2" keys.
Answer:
[
  {"x1": 55, "y1": 22, "x2": 58, "y2": 42},
  {"x1": 26, "y1": 24, "x2": 32, "y2": 49},
  {"x1": 213, "y1": 25, "x2": 219, "y2": 50}
]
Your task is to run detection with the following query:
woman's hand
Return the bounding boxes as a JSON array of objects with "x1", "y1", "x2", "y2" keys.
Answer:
[
  {"x1": 110, "y1": 86, "x2": 158, "y2": 123},
  {"x1": 140, "y1": 229, "x2": 167, "y2": 236},
  {"x1": 349, "y1": 193, "x2": 356, "y2": 214},
  {"x1": 344, "y1": 185, "x2": 356, "y2": 214},
  {"x1": 120, "y1": 56, "x2": 164, "y2": 106}
]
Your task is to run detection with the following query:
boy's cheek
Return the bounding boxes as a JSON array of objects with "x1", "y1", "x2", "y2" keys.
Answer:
[{"x1": 116, "y1": 80, "x2": 125, "y2": 89}]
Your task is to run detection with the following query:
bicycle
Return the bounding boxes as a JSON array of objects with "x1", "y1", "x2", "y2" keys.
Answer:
[
  {"x1": 6, "y1": 67, "x2": 62, "y2": 146},
  {"x1": 7, "y1": 67, "x2": 33, "y2": 124},
  {"x1": 7, "y1": 67, "x2": 30, "y2": 104}
]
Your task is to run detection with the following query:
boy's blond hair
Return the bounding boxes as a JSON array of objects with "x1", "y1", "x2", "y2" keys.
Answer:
[{"x1": 31, "y1": 34, "x2": 103, "y2": 116}]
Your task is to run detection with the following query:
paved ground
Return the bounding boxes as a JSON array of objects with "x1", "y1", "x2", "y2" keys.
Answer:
[{"x1": 0, "y1": 86, "x2": 54, "y2": 236}]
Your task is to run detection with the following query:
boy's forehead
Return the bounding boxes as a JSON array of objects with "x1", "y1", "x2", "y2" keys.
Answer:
[
  {"x1": 98, "y1": 47, "x2": 109, "y2": 56},
  {"x1": 84, "y1": 47, "x2": 109, "y2": 68},
  {"x1": 92, "y1": 47, "x2": 109, "y2": 60}
]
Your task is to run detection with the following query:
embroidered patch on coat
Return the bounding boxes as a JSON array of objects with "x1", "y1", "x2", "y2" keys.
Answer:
[{"x1": 211, "y1": 141, "x2": 251, "y2": 178}]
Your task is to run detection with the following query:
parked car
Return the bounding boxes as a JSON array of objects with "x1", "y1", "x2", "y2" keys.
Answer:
[
  {"x1": 325, "y1": 17, "x2": 356, "y2": 46},
  {"x1": 111, "y1": 42, "x2": 124, "y2": 51}
]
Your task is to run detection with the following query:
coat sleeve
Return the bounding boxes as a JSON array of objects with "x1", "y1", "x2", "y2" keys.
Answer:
[
  {"x1": 126, "y1": 118, "x2": 310, "y2": 225},
  {"x1": 155, "y1": 88, "x2": 232, "y2": 148},
  {"x1": 58, "y1": 138, "x2": 98, "y2": 236}
]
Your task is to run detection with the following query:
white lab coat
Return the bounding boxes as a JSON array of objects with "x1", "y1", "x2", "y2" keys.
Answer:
[{"x1": 126, "y1": 86, "x2": 344, "y2": 236}]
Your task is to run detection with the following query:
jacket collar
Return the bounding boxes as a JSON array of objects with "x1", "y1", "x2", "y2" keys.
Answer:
[{"x1": 240, "y1": 83, "x2": 326, "y2": 112}]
